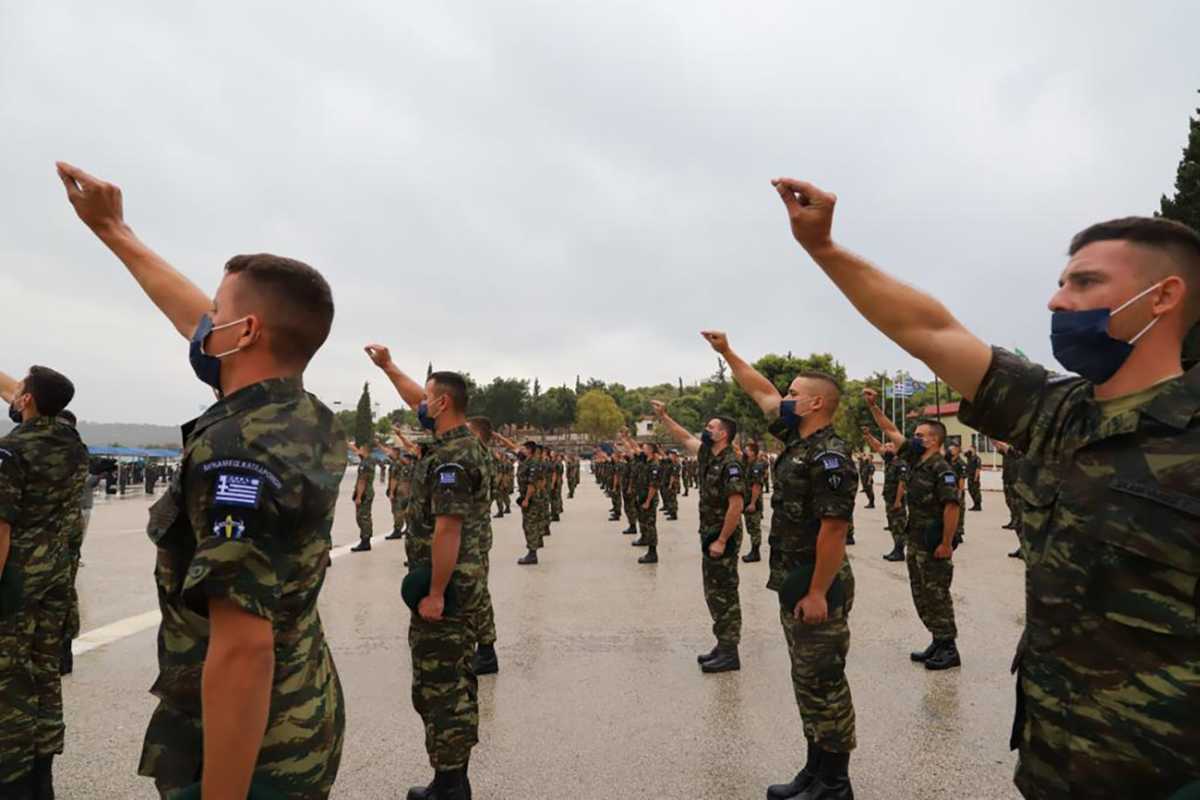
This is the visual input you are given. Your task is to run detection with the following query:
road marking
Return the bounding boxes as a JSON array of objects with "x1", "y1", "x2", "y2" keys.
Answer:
[{"x1": 72, "y1": 540, "x2": 359, "y2": 657}]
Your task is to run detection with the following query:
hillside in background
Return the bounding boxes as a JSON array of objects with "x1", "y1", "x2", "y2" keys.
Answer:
[{"x1": 74, "y1": 421, "x2": 182, "y2": 449}]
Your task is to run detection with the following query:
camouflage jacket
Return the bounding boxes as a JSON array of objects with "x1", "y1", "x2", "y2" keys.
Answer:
[
  {"x1": 741, "y1": 458, "x2": 766, "y2": 505},
  {"x1": 857, "y1": 458, "x2": 875, "y2": 482},
  {"x1": 516, "y1": 458, "x2": 533, "y2": 501},
  {"x1": 1000, "y1": 446, "x2": 1023, "y2": 485},
  {"x1": 696, "y1": 442, "x2": 745, "y2": 533},
  {"x1": 0, "y1": 416, "x2": 88, "y2": 598},
  {"x1": 623, "y1": 459, "x2": 641, "y2": 497},
  {"x1": 407, "y1": 424, "x2": 494, "y2": 580},
  {"x1": 139, "y1": 378, "x2": 346, "y2": 795},
  {"x1": 632, "y1": 457, "x2": 662, "y2": 502},
  {"x1": 765, "y1": 422, "x2": 857, "y2": 591},
  {"x1": 881, "y1": 456, "x2": 908, "y2": 500},
  {"x1": 959, "y1": 347, "x2": 1200, "y2": 797},
  {"x1": 899, "y1": 444, "x2": 959, "y2": 545},
  {"x1": 356, "y1": 458, "x2": 375, "y2": 500},
  {"x1": 965, "y1": 453, "x2": 982, "y2": 478}
]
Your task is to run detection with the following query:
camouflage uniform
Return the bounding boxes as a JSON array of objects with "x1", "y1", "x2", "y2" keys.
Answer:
[
  {"x1": 1001, "y1": 446, "x2": 1024, "y2": 530},
  {"x1": 609, "y1": 459, "x2": 624, "y2": 518},
  {"x1": 406, "y1": 425, "x2": 492, "y2": 770},
  {"x1": 391, "y1": 457, "x2": 413, "y2": 533},
  {"x1": 355, "y1": 458, "x2": 375, "y2": 540},
  {"x1": 902, "y1": 445, "x2": 961, "y2": 641},
  {"x1": 622, "y1": 457, "x2": 641, "y2": 533},
  {"x1": 634, "y1": 457, "x2": 662, "y2": 546},
  {"x1": 550, "y1": 458, "x2": 564, "y2": 520},
  {"x1": 766, "y1": 420, "x2": 859, "y2": 753},
  {"x1": 697, "y1": 442, "x2": 745, "y2": 649},
  {"x1": 950, "y1": 454, "x2": 968, "y2": 539},
  {"x1": 857, "y1": 456, "x2": 875, "y2": 507},
  {"x1": 566, "y1": 458, "x2": 579, "y2": 498},
  {"x1": 959, "y1": 347, "x2": 1200, "y2": 799},
  {"x1": 63, "y1": 448, "x2": 89, "y2": 646},
  {"x1": 535, "y1": 456, "x2": 552, "y2": 539},
  {"x1": 661, "y1": 458, "x2": 680, "y2": 517},
  {"x1": 0, "y1": 417, "x2": 88, "y2": 786},
  {"x1": 965, "y1": 451, "x2": 983, "y2": 509},
  {"x1": 137, "y1": 378, "x2": 346, "y2": 797},
  {"x1": 881, "y1": 455, "x2": 909, "y2": 549},
  {"x1": 742, "y1": 456, "x2": 766, "y2": 551},
  {"x1": 517, "y1": 457, "x2": 542, "y2": 551}
]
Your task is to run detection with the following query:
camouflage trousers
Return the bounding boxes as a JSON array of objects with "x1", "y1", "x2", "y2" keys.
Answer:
[
  {"x1": 968, "y1": 477, "x2": 982, "y2": 509},
  {"x1": 662, "y1": 487, "x2": 678, "y2": 516},
  {"x1": 475, "y1": 551, "x2": 496, "y2": 647},
  {"x1": 521, "y1": 503, "x2": 545, "y2": 550},
  {"x1": 551, "y1": 486, "x2": 563, "y2": 518},
  {"x1": 497, "y1": 487, "x2": 510, "y2": 514},
  {"x1": 637, "y1": 498, "x2": 658, "y2": 546},
  {"x1": 623, "y1": 492, "x2": 639, "y2": 533},
  {"x1": 779, "y1": 561, "x2": 856, "y2": 752},
  {"x1": 609, "y1": 489, "x2": 622, "y2": 517},
  {"x1": 409, "y1": 612, "x2": 478, "y2": 770},
  {"x1": 1003, "y1": 482, "x2": 1023, "y2": 529},
  {"x1": 905, "y1": 544, "x2": 957, "y2": 639},
  {"x1": 392, "y1": 494, "x2": 410, "y2": 533},
  {"x1": 567, "y1": 478, "x2": 578, "y2": 498},
  {"x1": 884, "y1": 497, "x2": 907, "y2": 550},
  {"x1": 743, "y1": 507, "x2": 763, "y2": 550},
  {"x1": 64, "y1": 513, "x2": 87, "y2": 642},
  {"x1": 701, "y1": 529, "x2": 742, "y2": 649},
  {"x1": 0, "y1": 579, "x2": 69, "y2": 784},
  {"x1": 356, "y1": 495, "x2": 374, "y2": 539},
  {"x1": 861, "y1": 480, "x2": 875, "y2": 506}
]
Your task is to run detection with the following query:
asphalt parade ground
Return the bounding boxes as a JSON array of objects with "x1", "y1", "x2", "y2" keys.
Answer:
[{"x1": 61, "y1": 469, "x2": 1023, "y2": 799}]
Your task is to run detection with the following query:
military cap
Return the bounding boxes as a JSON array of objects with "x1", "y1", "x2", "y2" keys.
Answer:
[
  {"x1": 778, "y1": 564, "x2": 846, "y2": 616},
  {"x1": 401, "y1": 563, "x2": 459, "y2": 615}
]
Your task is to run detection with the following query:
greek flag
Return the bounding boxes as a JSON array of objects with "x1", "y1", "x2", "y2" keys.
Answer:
[{"x1": 214, "y1": 473, "x2": 261, "y2": 508}]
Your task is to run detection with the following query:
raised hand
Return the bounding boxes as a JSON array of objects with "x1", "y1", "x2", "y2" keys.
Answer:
[
  {"x1": 649, "y1": 399, "x2": 667, "y2": 419},
  {"x1": 863, "y1": 387, "x2": 879, "y2": 407},
  {"x1": 771, "y1": 178, "x2": 836, "y2": 252},
  {"x1": 57, "y1": 162, "x2": 126, "y2": 235},
  {"x1": 365, "y1": 344, "x2": 393, "y2": 369},
  {"x1": 700, "y1": 330, "x2": 730, "y2": 354}
]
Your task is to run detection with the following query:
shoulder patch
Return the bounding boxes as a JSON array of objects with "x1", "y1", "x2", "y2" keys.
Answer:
[
  {"x1": 725, "y1": 463, "x2": 742, "y2": 477},
  {"x1": 818, "y1": 452, "x2": 844, "y2": 471},
  {"x1": 212, "y1": 473, "x2": 263, "y2": 509},
  {"x1": 435, "y1": 462, "x2": 467, "y2": 489},
  {"x1": 942, "y1": 472, "x2": 958, "y2": 486},
  {"x1": 198, "y1": 459, "x2": 283, "y2": 490},
  {"x1": 210, "y1": 512, "x2": 249, "y2": 540}
]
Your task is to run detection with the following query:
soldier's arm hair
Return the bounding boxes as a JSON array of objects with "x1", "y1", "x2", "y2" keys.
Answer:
[
  {"x1": 719, "y1": 343, "x2": 782, "y2": 416},
  {"x1": 380, "y1": 362, "x2": 427, "y2": 410},
  {"x1": 861, "y1": 429, "x2": 884, "y2": 453},
  {"x1": 56, "y1": 163, "x2": 211, "y2": 340},
  {"x1": 0, "y1": 370, "x2": 17, "y2": 403},
  {"x1": 809, "y1": 518, "x2": 849, "y2": 596},
  {"x1": 719, "y1": 492, "x2": 744, "y2": 543},
  {"x1": 202, "y1": 598, "x2": 274, "y2": 798}
]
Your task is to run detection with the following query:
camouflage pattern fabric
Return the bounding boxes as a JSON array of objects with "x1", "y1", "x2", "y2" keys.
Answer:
[
  {"x1": 550, "y1": 460, "x2": 564, "y2": 518},
  {"x1": 959, "y1": 347, "x2": 1200, "y2": 800},
  {"x1": 950, "y1": 454, "x2": 967, "y2": 538},
  {"x1": 137, "y1": 378, "x2": 347, "y2": 798},
  {"x1": 1001, "y1": 445, "x2": 1024, "y2": 530},
  {"x1": 966, "y1": 451, "x2": 983, "y2": 508},
  {"x1": 634, "y1": 457, "x2": 662, "y2": 546},
  {"x1": 765, "y1": 420, "x2": 859, "y2": 753},
  {"x1": 566, "y1": 459, "x2": 579, "y2": 497},
  {"x1": 901, "y1": 445, "x2": 960, "y2": 641},
  {"x1": 697, "y1": 442, "x2": 745, "y2": 649},
  {"x1": 405, "y1": 424, "x2": 492, "y2": 770},
  {"x1": 857, "y1": 457, "x2": 875, "y2": 505},
  {"x1": 623, "y1": 459, "x2": 641, "y2": 533},
  {"x1": 62, "y1": 451, "x2": 89, "y2": 643},
  {"x1": 517, "y1": 458, "x2": 542, "y2": 550},
  {"x1": 0, "y1": 416, "x2": 88, "y2": 783},
  {"x1": 391, "y1": 457, "x2": 413, "y2": 531},
  {"x1": 609, "y1": 461, "x2": 623, "y2": 517},
  {"x1": 882, "y1": 456, "x2": 909, "y2": 549},
  {"x1": 742, "y1": 457, "x2": 767, "y2": 550},
  {"x1": 355, "y1": 458, "x2": 375, "y2": 539}
]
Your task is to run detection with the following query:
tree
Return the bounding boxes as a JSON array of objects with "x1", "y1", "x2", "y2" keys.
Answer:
[
  {"x1": 1160, "y1": 92, "x2": 1200, "y2": 231},
  {"x1": 533, "y1": 386, "x2": 577, "y2": 431},
  {"x1": 575, "y1": 375, "x2": 583, "y2": 395},
  {"x1": 678, "y1": 377, "x2": 684, "y2": 396},
  {"x1": 717, "y1": 352, "x2": 847, "y2": 442},
  {"x1": 574, "y1": 390, "x2": 624, "y2": 441},
  {"x1": 354, "y1": 382, "x2": 373, "y2": 447},
  {"x1": 426, "y1": 362, "x2": 434, "y2": 380},
  {"x1": 472, "y1": 377, "x2": 529, "y2": 427},
  {"x1": 714, "y1": 358, "x2": 728, "y2": 384}
]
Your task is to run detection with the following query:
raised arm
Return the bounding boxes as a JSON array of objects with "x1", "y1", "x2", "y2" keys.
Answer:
[
  {"x1": 650, "y1": 400, "x2": 700, "y2": 457},
  {"x1": 861, "y1": 427, "x2": 884, "y2": 454},
  {"x1": 773, "y1": 178, "x2": 993, "y2": 402},
  {"x1": 0, "y1": 370, "x2": 17, "y2": 404},
  {"x1": 862, "y1": 388, "x2": 905, "y2": 447},
  {"x1": 57, "y1": 162, "x2": 211, "y2": 339},
  {"x1": 365, "y1": 345, "x2": 426, "y2": 410},
  {"x1": 391, "y1": 427, "x2": 422, "y2": 456},
  {"x1": 491, "y1": 431, "x2": 520, "y2": 451},
  {"x1": 701, "y1": 331, "x2": 782, "y2": 417}
]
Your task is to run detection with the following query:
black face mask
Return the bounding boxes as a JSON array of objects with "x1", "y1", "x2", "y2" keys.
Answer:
[
  {"x1": 883, "y1": 452, "x2": 895, "y2": 463},
  {"x1": 636, "y1": 453, "x2": 647, "y2": 462},
  {"x1": 8, "y1": 401, "x2": 22, "y2": 424}
]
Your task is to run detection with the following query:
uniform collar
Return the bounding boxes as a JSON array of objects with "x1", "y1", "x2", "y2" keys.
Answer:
[
  {"x1": 435, "y1": 424, "x2": 472, "y2": 444},
  {"x1": 799, "y1": 423, "x2": 834, "y2": 444},
  {"x1": 182, "y1": 377, "x2": 304, "y2": 443},
  {"x1": 1083, "y1": 368, "x2": 1200, "y2": 444}
]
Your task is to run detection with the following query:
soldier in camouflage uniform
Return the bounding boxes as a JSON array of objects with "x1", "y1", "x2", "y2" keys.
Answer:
[
  {"x1": 857, "y1": 453, "x2": 875, "y2": 508},
  {"x1": 366, "y1": 353, "x2": 492, "y2": 800},
  {"x1": 621, "y1": 445, "x2": 641, "y2": 536},
  {"x1": 996, "y1": 440, "x2": 1024, "y2": 557},
  {"x1": 465, "y1": 418, "x2": 503, "y2": 677},
  {"x1": 740, "y1": 441, "x2": 766, "y2": 563},
  {"x1": 609, "y1": 453, "x2": 625, "y2": 521},
  {"x1": 774, "y1": 179, "x2": 1200, "y2": 797},
  {"x1": 566, "y1": 453, "x2": 580, "y2": 498},
  {"x1": 550, "y1": 451, "x2": 564, "y2": 521},
  {"x1": 350, "y1": 444, "x2": 376, "y2": 552},
  {"x1": 964, "y1": 446, "x2": 983, "y2": 511},
  {"x1": 661, "y1": 450, "x2": 681, "y2": 520},
  {"x1": 52, "y1": 409, "x2": 90, "y2": 677},
  {"x1": 947, "y1": 442, "x2": 968, "y2": 543},
  {"x1": 863, "y1": 424, "x2": 909, "y2": 561},
  {"x1": 515, "y1": 443, "x2": 543, "y2": 564},
  {"x1": 631, "y1": 443, "x2": 663, "y2": 563},
  {"x1": 653, "y1": 400, "x2": 746, "y2": 674},
  {"x1": 0, "y1": 366, "x2": 87, "y2": 798},
  {"x1": 59, "y1": 164, "x2": 348, "y2": 798}
]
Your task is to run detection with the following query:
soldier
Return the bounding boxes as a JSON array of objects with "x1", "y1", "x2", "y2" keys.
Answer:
[
  {"x1": 760, "y1": 450, "x2": 772, "y2": 495},
  {"x1": 533, "y1": 445, "x2": 552, "y2": 540},
  {"x1": 465, "y1": 417, "x2": 502, "y2": 677},
  {"x1": 947, "y1": 442, "x2": 968, "y2": 543},
  {"x1": 774, "y1": 177, "x2": 1200, "y2": 796},
  {"x1": 996, "y1": 440, "x2": 1024, "y2": 538},
  {"x1": 366, "y1": 351, "x2": 491, "y2": 800},
  {"x1": 0, "y1": 366, "x2": 87, "y2": 798},
  {"x1": 52, "y1": 409, "x2": 90, "y2": 677},
  {"x1": 964, "y1": 446, "x2": 983, "y2": 511},
  {"x1": 551, "y1": 451, "x2": 565, "y2": 521},
  {"x1": 59, "y1": 162, "x2": 345, "y2": 797},
  {"x1": 381, "y1": 443, "x2": 409, "y2": 541},
  {"x1": 661, "y1": 450, "x2": 681, "y2": 521},
  {"x1": 862, "y1": 412, "x2": 909, "y2": 562},
  {"x1": 652, "y1": 400, "x2": 746, "y2": 674},
  {"x1": 620, "y1": 441, "x2": 641, "y2": 536},
  {"x1": 350, "y1": 442, "x2": 376, "y2": 553},
  {"x1": 857, "y1": 453, "x2": 876, "y2": 508},
  {"x1": 741, "y1": 441, "x2": 765, "y2": 563},
  {"x1": 515, "y1": 442, "x2": 543, "y2": 564},
  {"x1": 629, "y1": 442, "x2": 662, "y2": 563},
  {"x1": 680, "y1": 456, "x2": 692, "y2": 496},
  {"x1": 702, "y1": 332, "x2": 859, "y2": 799},
  {"x1": 566, "y1": 453, "x2": 580, "y2": 498}
]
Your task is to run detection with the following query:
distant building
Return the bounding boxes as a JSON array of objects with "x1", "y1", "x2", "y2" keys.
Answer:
[{"x1": 907, "y1": 401, "x2": 1000, "y2": 464}]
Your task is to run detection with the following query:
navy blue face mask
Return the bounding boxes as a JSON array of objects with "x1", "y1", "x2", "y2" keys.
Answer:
[
  {"x1": 908, "y1": 436, "x2": 926, "y2": 457},
  {"x1": 700, "y1": 430, "x2": 714, "y2": 447},
  {"x1": 7, "y1": 399, "x2": 23, "y2": 424},
  {"x1": 189, "y1": 313, "x2": 249, "y2": 396},
  {"x1": 417, "y1": 400, "x2": 436, "y2": 431},
  {"x1": 1050, "y1": 282, "x2": 1161, "y2": 384},
  {"x1": 779, "y1": 399, "x2": 800, "y2": 429}
]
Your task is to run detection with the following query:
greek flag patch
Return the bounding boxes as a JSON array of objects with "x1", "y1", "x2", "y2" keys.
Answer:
[
  {"x1": 213, "y1": 473, "x2": 262, "y2": 508},
  {"x1": 821, "y1": 455, "x2": 842, "y2": 471},
  {"x1": 943, "y1": 472, "x2": 958, "y2": 486},
  {"x1": 439, "y1": 470, "x2": 457, "y2": 486}
]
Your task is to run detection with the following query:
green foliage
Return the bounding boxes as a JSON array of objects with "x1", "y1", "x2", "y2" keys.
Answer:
[
  {"x1": 718, "y1": 352, "x2": 847, "y2": 444},
  {"x1": 531, "y1": 386, "x2": 577, "y2": 431},
  {"x1": 1160, "y1": 92, "x2": 1200, "y2": 231},
  {"x1": 574, "y1": 390, "x2": 624, "y2": 440},
  {"x1": 354, "y1": 382, "x2": 373, "y2": 448},
  {"x1": 472, "y1": 377, "x2": 529, "y2": 427}
]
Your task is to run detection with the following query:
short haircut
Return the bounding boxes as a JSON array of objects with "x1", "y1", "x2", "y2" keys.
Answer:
[
  {"x1": 645, "y1": 442, "x2": 660, "y2": 454},
  {"x1": 225, "y1": 254, "x2": 334, "y2": 368},
  {"x1": 714, "y1": 415, "x2": 738, "y2": 441},
  {"x1": 917, "y1": 419, "x2": 947, "y2": 443},
  {"x1": 796, "y1": 370, "x2": 843, "y2": 410},
  {"x1": 1070, "y1": 217, "x2": 1200, "y2": 322},
  {"x1": 468, "y1": 415, "x2": 493, "y2": 439},
  {"x1": 24, "y1": 365, "x2": 75, "y2": 416},
  {"x1": 428, "y1": 371, "x2": 469, "y2": 412},
  {"x1": 57, "y1": 409, "x2": 77, "y2": 426}
]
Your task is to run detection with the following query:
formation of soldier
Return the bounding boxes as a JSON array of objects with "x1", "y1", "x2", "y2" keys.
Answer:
[{"x1": 0, "y1": 161, "x2": 1194, "y2": 800}]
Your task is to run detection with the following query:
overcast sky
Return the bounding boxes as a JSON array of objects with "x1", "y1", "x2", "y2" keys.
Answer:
[{"x1": 2, "y1": 1, "x2": 1198, "y2": 426}]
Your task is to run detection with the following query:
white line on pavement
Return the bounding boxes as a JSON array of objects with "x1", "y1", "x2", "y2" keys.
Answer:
[{"x1": 72, "y1": 540, "x2": 359, "y2": 657}]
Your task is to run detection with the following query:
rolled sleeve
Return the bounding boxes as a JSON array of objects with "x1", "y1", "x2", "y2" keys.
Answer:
[{"x1": 958, "y1": 347, "x2": 1052, "y2": 451}]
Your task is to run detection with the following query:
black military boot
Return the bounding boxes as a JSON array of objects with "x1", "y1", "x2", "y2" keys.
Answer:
[
  {"x1": 1008, "y1": 548, "x2": 1024, "y2": 559},
  {"x1": 638, "y1": 547, "x2": 658, "y2": 564},
  {"x1": 385, "y1": 527, "x2": 405, "y2": 540},
  {"x1": 406, "y1": 767, "x2": 469, "y2": 800},
  {"x1": 517, "y1": 549, "x2": 538, "y2": 565},
  {"x1": 845, "y1": 532, "x2": 856, "y2": 545},
  {"x1": 700, "y1": 647, "x2": 740, "y2": 673},
  {"x1": 882, "y1": 542, "x2": 905, "y2": 562},
  {"x1": 865, "y1": 502, "x2": 875, "y2": 509},
  {"x1": 350, "y1": 537, "x2": 371, "y2": 552},
  {"x1": 767, "y1": 740, "x2": 821, "y2": 799},
  {"x1": 473, "y1": 643, "x2": 499, "y2": 676},
  {"x1": 696, "y1": 644, "x2": 720, "y2": 664},
  {"x1": 970, "y1": 504, "x2": 982, "y2": 512},
  {"x1": 60, "y1": 638, "x2": 73, "y2": 676},
  {"x1": 31, "y1": 755, "x2": 54, "y2": 800},
  {"x1": 631, "y1": 537, "x2": 648, "y2": 547},
  {"x1": 925, "y1": 640, "x2": 962, "y2": 671},
  {"x1": 795, "y1": 750, "x2": 852, "y2": 800},
  {"x1": 910, "y1": 638, "x2": 939, "y2": 662},
  {"x1": 742, "y1": 546, "x2": 761, "y2": 563},
  {"x1": 621, "y1": 523, "x2": 637, "y2": 534}
]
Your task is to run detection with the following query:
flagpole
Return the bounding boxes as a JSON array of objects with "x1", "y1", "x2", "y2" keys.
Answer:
[
  {"x1": 899, "y1": 371, "x2": 905, "y2": 435},
  {"x1": 880, "y1": 374, "x2": 886, "y2": 439}
]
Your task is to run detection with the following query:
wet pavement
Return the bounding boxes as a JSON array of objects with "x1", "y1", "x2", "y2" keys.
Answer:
[{"x1": 61, "y1": 470, "x2": 1024, "y2": 799}]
